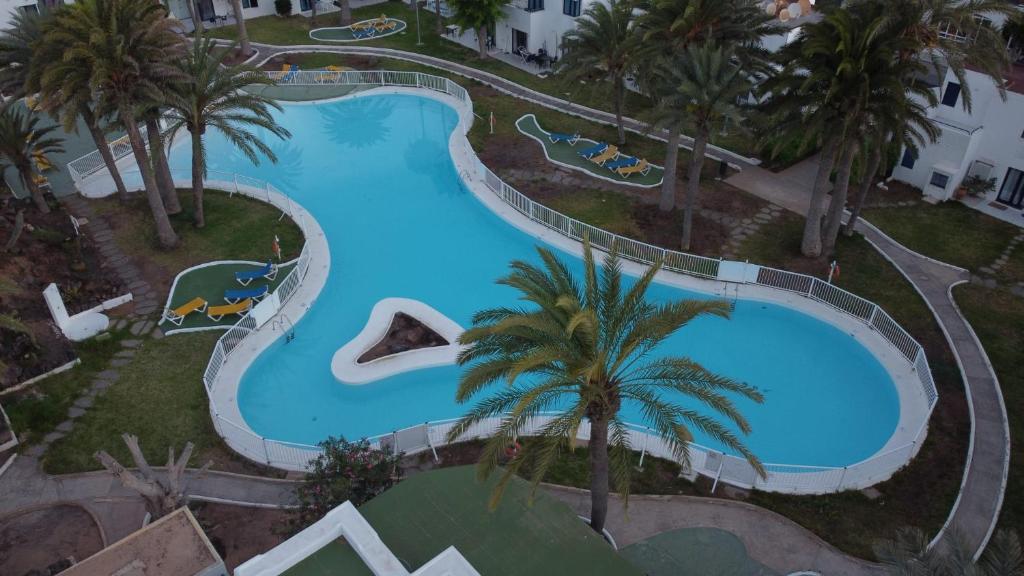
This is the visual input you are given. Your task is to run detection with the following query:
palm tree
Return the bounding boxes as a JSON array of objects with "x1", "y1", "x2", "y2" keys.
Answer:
[
  {"x1": 558, "y1": 0, "x2": 636, "y2": 146},
  {"x1": 648, "y1": 43, "x2": 750, "y2": 249},
  {"x1": 447, "y1": 242, "x2": 765, "y2": 534},
  {"x1": 164, "y1": 36, "x2": 291, "y2": 228},
  {"x1": 228, "y1": 0, "x2": 254, "y2": 57},
  {"x1": 338, "y1": 0, "x2": 351, "y2": 26},
  {"x1": 447, "y1": 0, "x2": 503, "y2": 59},
  {"x1": 874, "y1": 527, "x2": 1023, "y2": 575},
  {"x1": 143, "y1": 107, "x2": 183, "y2": 215},
  {"x1": 0, "y1": 7, "x2": 48, "y2": 98},
  {"x1": 434, "y1": 0, "x2": 444, "y2": 35},
  {"x1": 48, "y1": 0, "x2": 186, "y2": 248},
  {"x1": 0, "y1": 104, "x2": 65, "y2": 214}
]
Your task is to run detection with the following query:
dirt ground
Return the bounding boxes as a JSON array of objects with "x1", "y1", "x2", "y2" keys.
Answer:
[
  {"x1": 0, "y1": 504, "x2": 104, "y2": 576},
  {"x1": 190, "y1": 502, "x2": 290, "y2": 571}
]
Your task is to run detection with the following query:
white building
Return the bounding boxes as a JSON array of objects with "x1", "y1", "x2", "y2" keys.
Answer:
[{"x1": 890, "y1": 31, "x2": 1024, "y2": 218}]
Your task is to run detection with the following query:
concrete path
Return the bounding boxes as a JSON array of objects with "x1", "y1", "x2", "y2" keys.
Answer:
[
  {"x1": 727, "y1": 158, "x2": 1009, "y2": 560},
  {"x1": 546, "y1": 484, "x2": 885, "y2": 576}
]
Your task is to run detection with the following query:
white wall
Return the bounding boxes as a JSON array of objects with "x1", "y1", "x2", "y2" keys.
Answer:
[{"x1": 495, "y1": 0, "x2": 604, "y2": 56}]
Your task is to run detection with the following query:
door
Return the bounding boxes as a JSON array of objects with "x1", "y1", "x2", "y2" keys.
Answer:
[
  {"x1": 513, "y1": 29, "x2": 529, "y2": 54},
  {"x1": 196, "y1": 0, "x2": 215, "y2": 21},
  {"x1": 997, "y1": 167, "x2": 1024, "y2": 208}
]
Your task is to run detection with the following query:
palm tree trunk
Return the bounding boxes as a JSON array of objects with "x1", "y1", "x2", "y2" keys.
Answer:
[
  {"x1": 434, "y1": 0, "x2": 443, "y2": 35},
  {"x1": 612, "y1": 74, "x2": 626, "y2": 146},
  {"x1": 120, "y1": 106, "x2": 178, "y2": 249},
  {"x1": 844, "y1": 145, "x2": 882, "y2": 237},
  {"x1": 339, "y1": 0, "x2": 351, "y2": 26},
  {"x1": 800, "y1": 137, "x2": 839, "y2": 258},
  {"x1": 682, "y1": 132, "x2": 707, "y2": 251},
  {"x1": 82, "y1": 109, "x2": 129, "y2": 202},
  {"x1": 310, "y1": 0, "x2": 317, "y2": 27},
  {"x1": 21, "y1": 165, "x2": 49, "y2": 214},
  {"x1": 191, "y1": 131, "x2": 206, "y2": 228},
  {"x1": 588, "y1": 417, "x2": 610, "y2": 534},
  {"x1": 659, "y1": 126, "x2": 681, "y2": 212},
  {"x1": 821, "y1": 141, "x2": 859, "y2": 256},
  {"x1": 145, "y1": 116, "x2": 181, "y2": 215},
  {"x1": 186, "y1": 0, "x2": 203, "y2": 34},
  {"x1": 477, "y1": 26, "x2": 488, "y2": 59},
  {"x1": 229, "y1": 0, "x2": 252, "y2": 56}
]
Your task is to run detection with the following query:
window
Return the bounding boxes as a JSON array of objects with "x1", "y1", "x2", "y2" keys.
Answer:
[
  {"x1": 563, "y1": 0, "x2": 580, "y2": 17},
  {"x1": 526, "y1": 0, "x2": 543, "y2": 11},
  {"x1": 299, "y1": 0, "x2": 310, "y2": 11},
  {"x1": 18, "y1": 4, "x2": 39, "y2": 14},
  {"x1": 242, "y1": 0, "x2": 257, "y2": 7},
  {"x1": 941, "y1": 81, "x2": 961, "y2": 107},
  {"x1": 929, "y1": 171, "x2": 950, "y2": 189},
  {"x1": 900, "y1": 149, "x2": 917, "y2": 169}
]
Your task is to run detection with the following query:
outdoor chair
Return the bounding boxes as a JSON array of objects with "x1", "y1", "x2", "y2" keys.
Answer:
[
  {"x1": 616, "y1": 159, "x2": 651, "y2": 178},
  {"x1": 588, "y1": 145, "x2": 620, "y2": 166},
  {"x1": 548, "y1": 132, "x2": 579, "y2": 145},
  {"x1": 163, "y1": 297, "x2": 208, "y2": 326},
  {"x1": 604, "y1": 156, "x2": 639, "y2": 171},
  {"x1": 207, "y1": 299, "x2": 253, "y2": 322},
  {"x1": 577, "y1": 142, "x2": 608, "y2": 159},
  {"x1": 224, "y1": 284, "x2": 269, "y2": 304},
  {"x1": 280, "y1": 64, "x2": 300, "y2": 83},
  {"x1": 235, "y1": 261, "x2": 278, "y2": 286}
]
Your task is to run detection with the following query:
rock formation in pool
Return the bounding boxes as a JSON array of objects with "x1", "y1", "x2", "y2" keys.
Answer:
[{"x1": 357, "y1": 312, "x2": 449, "y2": 363}]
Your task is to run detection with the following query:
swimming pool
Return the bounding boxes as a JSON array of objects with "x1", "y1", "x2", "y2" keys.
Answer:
[{"x1": 166, "y1": 92, "x2": 903, "y2": 469}]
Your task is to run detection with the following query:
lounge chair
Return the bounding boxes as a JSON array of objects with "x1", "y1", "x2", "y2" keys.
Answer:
[
  {"x1": 280, "y1": 64, "x2": 299, "y2": 83},
  {"x1": 235, "y1": 261, "x2": 278, "y2": 286},
  {"x1": 548, "y1": 132, "x2": 579, "y2": 145},
  {"x1": 163, "y1": 297, "x2": 208, "y2": 326},
  {"x1": 604, "y1": 155, "x2": 638, "y2": 171},
  {"x1": 352, "y1": 26, "x2": 376, "y2": 39},
  {"x1": 322, "y1": 65, "x2": 346, "y2": 83},
  {"x1": 616, "y1": 159, "x2": 651, "y2": 178},
  {"x1": 33, "y1": 151, "x2": 54, "y2": 172},
  {"x1": 32, "y1": 173, "x2": 51, "y2": 190},
  {"x1": 207, "y1": 299, "x2": 253, "y2": 322},
  {"x1": 350, "y1": 20, "x2": 372, "y2": 31},
  {"x1": 224, "y1": 284, "x2": 269, "y2": 304},
  {"x1": 588, "y1": 145, "x2": 619, "y2": 166},
  {"x1": 577, "y1": 142, "x2": 608, "y2": 159}
]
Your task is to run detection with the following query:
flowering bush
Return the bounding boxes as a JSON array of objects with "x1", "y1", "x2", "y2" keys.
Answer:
[{"x1": 290, "y1": 436, "x2": 402, "y2": 531}]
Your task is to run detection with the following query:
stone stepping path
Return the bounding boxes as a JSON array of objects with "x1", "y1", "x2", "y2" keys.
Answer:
[
  {"x1": 974, "y1": 231, "x2": 1024, "y2": 297},
  {"x1": 717, "y1": 204, "x2": 784, "y2": 260}
]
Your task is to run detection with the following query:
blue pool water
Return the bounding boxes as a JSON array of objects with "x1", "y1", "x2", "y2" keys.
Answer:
[{"x1": 168, "y1": 94, "x2": 899, "y2": 467}]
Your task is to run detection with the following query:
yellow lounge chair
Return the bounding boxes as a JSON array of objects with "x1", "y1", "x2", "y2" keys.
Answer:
[
  {"x1": 616, "y1": 159, "x2": 651, "y2": 178},
  {"x1": 589, "y1": 145, "x2": 619, "y2": 166},
  {"x1": 207, "y1": 298, "x2": 253, "y2": 322},
  {"x1": 163, "y1": 297, "x2": 208, "y2": 326},
  {"x1": 33, "y1": 151, "x2": 54, "y2": 172},
  {"x1": 322, "y1": 65, "x2": 346, "y2": 83},
  {"x1": 351, "y1": 20, "x2": 372, "y2": 31},
  {"x1": 32, "y1": 173, "x2": 50, "y2": 190}
]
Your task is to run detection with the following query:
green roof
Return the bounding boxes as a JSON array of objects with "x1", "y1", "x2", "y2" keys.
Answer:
[{"x1": 283, "y1": 466, "x2": 644, "y2": 576}]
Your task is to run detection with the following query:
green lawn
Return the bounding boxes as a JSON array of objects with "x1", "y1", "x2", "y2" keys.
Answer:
[
  {"x1": 542, "y1": 188, "x2": 642, "y2": 238},
  {"x1": 161, "y1": 260, "x2": 296, "y2": 332},
  {"x1": 863, "y1": 201, "x2": 1020, "y2": 274},
  {"x1": 4, "y1": 331, "x2": 126, "y2": 447},
  {"x1": 515, "y1": 114, "x2": 664, "y2": 187},
  {"x1": 953, "y1": 284, "x2": 1024, "y2": 537}
]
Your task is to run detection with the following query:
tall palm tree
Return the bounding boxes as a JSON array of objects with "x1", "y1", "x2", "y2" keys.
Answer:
[
  {"x1": 648, "y1": 43, "x2": 750, "y2": 249},
  {"x1": 338, "y1": 0, "x2": 351, "y2": 26},
  {"x1": 447, "y1": 243, "x2": 765, "y2": 534},
  {"x1": 0, "y1": 7, "x2": 48, "y2": 99},
  {"x1": 49, "y1": 0, "x2": 186, "y2": 248},
  {"x1": 447, "y1": 0, "x2": 503, "y2": 59},
  {"x1": 558, "y1": 0, "x2": 636, "y2": 146},
  {"x1": 143, "y1": 107, "x2": 182, "y2": 215},
  {"x1": 164, "y1": 36, "x2": 291, "y2": 228},
  {"x1": 874, "y1": 527, "x2": 1023, "y2": 575},
  {"x1": 0, "y1": 104, "x2": 65, "y2": 214},
  {"x1": 434, "y1": 0, "x2": 444, "y2": 35},
  {"x1": 228, "y1": 0, "x2": 253, "y2": 57}
]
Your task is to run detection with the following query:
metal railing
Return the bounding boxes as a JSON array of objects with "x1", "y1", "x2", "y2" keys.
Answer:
[
  {"x1": 67, "y1": 121, "x2": 164, "y2": 183},
  {"x1": 156, "y1": 70, "x2": 938, "y2": 494},
  {"x1": 262, "y1": 69, "x2": 470, "y2": 110}
]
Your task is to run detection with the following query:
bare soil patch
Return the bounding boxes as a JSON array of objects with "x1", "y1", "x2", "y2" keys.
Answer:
[
  {"x1": 0, "y1": 504, "x2": 104, "y2": 576},
  {"x1": 191, "y1": 502, "x2": 290, "y2": 571},
  {"x1": 358, "y1": 312, "x2": 448, "y2": 363}
]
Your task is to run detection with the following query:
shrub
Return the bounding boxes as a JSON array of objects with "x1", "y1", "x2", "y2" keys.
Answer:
[
  {"x1": 289, "y1": 436, "x2": 403, "y2": 531},
  {"x1": 275, "y1": 0, "x2": 291, "y2": 16}
]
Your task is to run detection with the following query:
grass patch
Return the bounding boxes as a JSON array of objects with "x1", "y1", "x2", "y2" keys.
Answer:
[
  {"x1": 4, "y1": 332, "x2": 126, "y2": 447},
  {"x1": 162, "y1": 260, "x2": 296, "y2": 331},
  {"x1": 953, "y1": 284, "x2": 1024, "y2": 537},
  {"x1": 43, "y1": 332, "x2": 229, "y2": 474},
  {"x1": 863, "y1": 201, "x2": 1019, "y2": 274},
  {"x1": 542, "y1": 189, "x2": 642, "y2": 238}
]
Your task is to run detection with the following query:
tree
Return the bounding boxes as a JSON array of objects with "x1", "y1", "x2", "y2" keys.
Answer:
[
  {"x1": 290, "y1": 436, "x2": 402, "y2": 531},
  {"x1": 48, "y1": 0, "x2": 186, "y2": 248},
  {"x1": 228, "y1": 0, "x2": 253, "y2": 57},
  {"x1": 164, "y1": 36, "x2": 291, "y2": 228},
  {"x1": 0, "y1": 104, "x2": 64, "y2": 214},
  {"x1": 874, "y1": 527, "x2": 1023, "y2": 575},
  {"x1": 447, "y1": 242, "x2": 765, "y2": 534},
  {"x1": 648, "y1": 43, "x2": 750, "y2": 249},
  {"x1": 338, "y1": 0, "x2": 351, "y2": 26},
  {"x1": 95, "y1": 433, "x2": 212, "y2": 519},
  {"x1": 433, "y1": 0, "x2": 443, "y2": 35},
  {"x1": 447, "y1": 0, "x2": 503, "y2": 59},
  {"x1": 558, "y1": 0, "x2": 636, "y2": 146},
  {"x1": 0, "y1": 7, "x2": 49, "y2": 99}
]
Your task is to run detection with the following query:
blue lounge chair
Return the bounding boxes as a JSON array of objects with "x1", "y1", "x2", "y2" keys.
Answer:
[
  {"x1": 235, "y1": 261, "x2": 278, "y2": 286},
  {"x1": 604, "y1": 156, "x2": 639, "y2": 171},
  {"x1": 281, "y1": 64, "x2": 299, "y2": 83},
  {"x1": 352, "y1": 27, "x2": 376, "y2": 39},
  {"x1": 577, "y1": 142, "x2": 608, "y2": 159},
  {"x1": 225, "y1": 284, "x2": 269, "y2": 304},
  {"x1": 548, "y1": 132, "x2": 579, "y2": 145}
]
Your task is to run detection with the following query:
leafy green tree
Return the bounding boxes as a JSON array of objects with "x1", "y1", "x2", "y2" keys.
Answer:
[
  {"x1": 447, "y1": 0, "x2": 503, "y2": 59},
  {"x1": 648, "y1": 43, "x2": 750, "y2": 249},
  {"x1": 291, "y1": 437, "x2": 403, "y2": 531},
  {"x1": 447, "y1": 242, "x2": 765, "y2": 534},
  {"x1": 0, "y1": 104, "x2": 64, "y2": 214},
  {"x1": 558, "y1": 0, "x2": 636, "y2": 145},
  {"x1": 874, "y1": 527, "x2": 1023, "y2": 575},
  {"x1": 48, "y1": 0, "x2": 186, "y2": 248},
  {"x1": 164, "y1": 36, "x2": 291, "y2": 228}
]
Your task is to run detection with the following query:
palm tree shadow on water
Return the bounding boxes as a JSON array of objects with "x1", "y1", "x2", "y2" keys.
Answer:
[
  {"x1": 403, "y1": 98, "x2": 465, "y2": 197},
  {"x1": 317, "y1": 96, "x2": 395, "y2": 150},
  {"x1": 227, "y1": 131, "x2": 305, "y2": 193}
]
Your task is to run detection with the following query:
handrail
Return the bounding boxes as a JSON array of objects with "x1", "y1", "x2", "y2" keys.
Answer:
[{"x1": 152, "y1": 70, "x2": 936, "y2": 495}]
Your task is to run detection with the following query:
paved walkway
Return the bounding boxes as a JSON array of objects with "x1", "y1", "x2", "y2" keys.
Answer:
[{"x1": 727, "y1": 158, "x2": 1009, "y2": 560}]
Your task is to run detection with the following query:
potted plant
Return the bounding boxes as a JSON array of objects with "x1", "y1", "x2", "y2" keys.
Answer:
[{"x1": 956, "y1": 175, "x2": 996, "y2": 199}]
